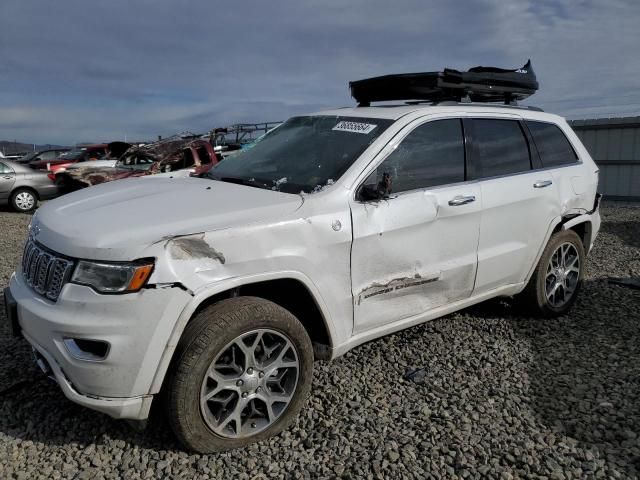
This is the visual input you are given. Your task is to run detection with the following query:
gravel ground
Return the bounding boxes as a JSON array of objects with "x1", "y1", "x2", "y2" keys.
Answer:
[{"x1": 0, "y1": 202, "x2": 639, "y2": 479}]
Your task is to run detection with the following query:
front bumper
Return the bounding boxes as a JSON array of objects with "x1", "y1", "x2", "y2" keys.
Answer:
[
  {"x1": 8, "y1": 271, "x2": 192, "y2": 420},
  {"x1": 24, "y1": 330, "x2": 153, "y2": 419}
]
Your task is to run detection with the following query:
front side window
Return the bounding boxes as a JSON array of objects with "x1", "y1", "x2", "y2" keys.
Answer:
[
  {"x1": 39, "y1": 151, "x2": 58, "y2": 160},
  {"x1": 472, "y1": 119, "x2": 531, "y2": 178},
  {"x1": 0, "y1": 162, "x2": 12, "y2": 174},
  {"x1": 60, "y1": 149, "x2": 86, "y2": 161},
  {"x1": 526, "y1": 121, "x2": 578, "y2": 168},
  {"x1": 364, "y1": 119, "x2": 465, "y2": 194},
  {"x1": 208, "y1": 116, "x2": 393, "y2": 194}
]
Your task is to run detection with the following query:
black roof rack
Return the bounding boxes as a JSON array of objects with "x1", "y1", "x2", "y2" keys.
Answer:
[
  {"x1": 350, "y1": 60, "x2": 538, "y2": 107},
  {"x1": 420, "y1": 101, "x2": 544, "y2": 112}
]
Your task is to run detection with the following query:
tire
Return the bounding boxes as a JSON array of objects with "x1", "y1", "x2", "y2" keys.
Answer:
[
  {"x1": 165, "y1": 296, "x2": 314, "y2": 453},
  {"x1": 516, "y1": 229, "x2": 585, "y2": 317},
  {"x1": 10, "y1": 188, "x2": 37, "y2": 213}
]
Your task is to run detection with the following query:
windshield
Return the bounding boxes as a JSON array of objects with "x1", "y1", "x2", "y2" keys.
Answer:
[
  {"x1": 208, "y1": 115, "x2": 393, "y2": 193},
  {"x1": 19, "y1": 152, "x2": 39, "y2": 162}
]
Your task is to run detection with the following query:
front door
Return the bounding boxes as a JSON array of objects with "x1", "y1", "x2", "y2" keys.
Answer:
[{"x1": 350, "y1": 118, "x2": 481, "y2": 334}]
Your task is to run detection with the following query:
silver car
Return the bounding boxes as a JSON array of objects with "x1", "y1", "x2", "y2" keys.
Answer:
[{"x1": 0, "y1": 160, "x2": 60, "y2": 212}]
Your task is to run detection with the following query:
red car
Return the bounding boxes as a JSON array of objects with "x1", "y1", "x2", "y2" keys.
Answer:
[
  {"x1": 29, "y1": 144, "x2": 109, "y2": 173},
  {"x1": 57, "y1": 137, "x2": 218, "y2": 192}
]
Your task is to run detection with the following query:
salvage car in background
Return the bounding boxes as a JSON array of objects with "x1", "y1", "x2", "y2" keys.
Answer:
[
  {"x1": 15, "y1": 148, "x2": 70, "y2": 164},
  {"x1": 60, "y1": 141, "x2": 134, "y2": 175},
  {"x1": 56, "y1": 136, "x2": 218, "y2": 191},
  {"x1": 29, "y1": 144, "x2": 109, "y2": 173},
  {"x1": 0, "y1": 159, "x2": 59, "y2": 212}
]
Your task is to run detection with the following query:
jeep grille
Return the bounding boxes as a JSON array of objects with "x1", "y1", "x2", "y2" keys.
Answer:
[{"x1": 21, "y1": 239, "x2": 74, "y2": 301}]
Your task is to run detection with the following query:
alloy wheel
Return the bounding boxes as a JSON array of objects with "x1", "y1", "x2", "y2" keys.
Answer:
[
  {"x1": 199, "y1": 328, "x2": 299, "y2": 438},
  {"x1": 545, "y1": 242, "x2": 581, "y2": 308},
  {"x1": 15, "y1": 192, "x2": 35, "y2": 211}
]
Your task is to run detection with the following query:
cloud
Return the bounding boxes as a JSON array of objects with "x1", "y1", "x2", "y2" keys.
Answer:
[{"x1": 1, "y1": 0, "x2": 639, "y2": 144}]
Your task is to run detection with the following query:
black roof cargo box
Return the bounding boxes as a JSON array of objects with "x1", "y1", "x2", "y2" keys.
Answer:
[{"x1": 350, "y1": 60, "x2": 538, "y2": 106}]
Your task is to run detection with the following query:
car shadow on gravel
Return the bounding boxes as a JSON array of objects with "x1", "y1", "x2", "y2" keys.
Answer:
[
  {"x1": 468, "y1": 279, "x2": 640, "y2": 477},
  {"x1": 605, "y1": 220, "x2": 640, "y2": 249}
]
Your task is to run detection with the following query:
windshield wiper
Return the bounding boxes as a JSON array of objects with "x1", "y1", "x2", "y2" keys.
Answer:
[{"x1": 212, "y1": 176, "x2": 270, "y2": 190}]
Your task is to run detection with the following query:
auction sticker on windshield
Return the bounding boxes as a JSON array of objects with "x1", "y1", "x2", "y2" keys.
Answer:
[{"x1": 332, "y1": 121, "x2": 377, "y2": 134}]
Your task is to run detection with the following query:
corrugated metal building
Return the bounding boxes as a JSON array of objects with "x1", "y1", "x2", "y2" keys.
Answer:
[{"x1": 569, "y1": 117, "x2": 640, "y2": 201}]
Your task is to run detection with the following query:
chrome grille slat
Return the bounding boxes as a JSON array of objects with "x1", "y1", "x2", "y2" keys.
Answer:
[
  {"x1": 34, "y1": 253, "x2": 52, "y2": 294},
  {"x1": 21, "y1": 238, "x2": 73, "y2": 302}
]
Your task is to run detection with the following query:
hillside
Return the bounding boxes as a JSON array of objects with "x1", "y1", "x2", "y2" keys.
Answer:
[{"x1": 0, "y1": 140, "x2": 69, "y2": 155}]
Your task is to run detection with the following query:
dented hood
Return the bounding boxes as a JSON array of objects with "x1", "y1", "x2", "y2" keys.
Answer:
[{"x1": 33, "y1": 176, "x2": 304, "y2": 260}]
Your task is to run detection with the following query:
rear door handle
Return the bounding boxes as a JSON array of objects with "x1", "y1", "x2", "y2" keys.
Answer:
[
  {"x1": 533, "y1": 180, "x2": 553, "y2": 188},
  {"x1": 448, "y1": 195, "x2": 476, "y2": 206}
]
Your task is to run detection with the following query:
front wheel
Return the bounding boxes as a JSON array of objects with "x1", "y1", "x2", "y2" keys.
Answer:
[
  {"x1": 165, "y1": 297, "x2": 314, "y2": 453},
  {"x1": 517, "y1": 229, "x2": 585, "y2": 317}
]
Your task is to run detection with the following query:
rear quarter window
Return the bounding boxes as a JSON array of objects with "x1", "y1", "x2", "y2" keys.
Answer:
[{"x1": 526, "y1": 121, "x2": 578, "y2": 168}]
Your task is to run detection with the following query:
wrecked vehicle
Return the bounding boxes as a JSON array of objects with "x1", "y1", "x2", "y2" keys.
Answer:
[
  {"x1": 55, "y1": 136, "x2": 217, "y2": 191},
  {"x1": 29, "y1": 144, "x2": 109, "y2": 173},
  {"x1": 4, "y1": 62, "x2": 602, "y2": 453},
  {"x1": 209, "y1": 122, "x2": 281, "y2": 158},
  {"x1": 61, "y1": 141, "x2": 134, "y2": 171}
]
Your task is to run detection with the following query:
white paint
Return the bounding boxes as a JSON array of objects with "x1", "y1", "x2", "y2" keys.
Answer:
[
  {"x1": 473, "y1": 169, "x2": 561, "y2": 293},
  {"x1": 10, "y1": 104, "x2": 601, "y2": 420},
  {"x1": 66, "y1": 159, "x2": 118, "y2": 170},
  {"x1": 350, "y1": 185, "x2": 481, "y2": 333}
]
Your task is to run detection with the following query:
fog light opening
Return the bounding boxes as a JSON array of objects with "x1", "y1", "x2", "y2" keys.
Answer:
[{"x1": 63, "y1": 338, "x2": 110, "y2": 361}]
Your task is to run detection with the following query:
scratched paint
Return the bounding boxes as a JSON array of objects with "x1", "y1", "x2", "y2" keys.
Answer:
[
  {"x1": 357, "y1": 273, "x2": 440, "y2": 304},
  {"x1": 168, "y1": 234, "x2": 226, "y2": 264}
]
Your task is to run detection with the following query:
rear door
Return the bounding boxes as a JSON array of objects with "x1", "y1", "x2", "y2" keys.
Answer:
[
  {"x1": 468, "y1": 117, "x2": 562, "y2": 293},
  {"x1": 0, "y1": 162, "x2": 16, "y2": 200},
  {"x1": 350, "y1": 118, "x2": 481, "y2": 333}
]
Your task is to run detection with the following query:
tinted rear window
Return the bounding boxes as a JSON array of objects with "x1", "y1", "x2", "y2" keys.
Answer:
[
  {"x1": 526, "y1": 121, "x2": 578, "y2": 168},
  {"x1": 472, "y1": 119, "x2": 531, "y2": 178}
]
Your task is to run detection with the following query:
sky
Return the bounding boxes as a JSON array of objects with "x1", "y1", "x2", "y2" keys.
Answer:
[{"x1": 1, "y1": 0, "x2": 639, "y2": 145}]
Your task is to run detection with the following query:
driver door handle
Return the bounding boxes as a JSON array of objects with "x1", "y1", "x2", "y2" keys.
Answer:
[
  {"x1": 533, "y1": 180, "x2": 553, "y2": 188},
  {"x1": 448, "y1": 195, "x2": 476, "y2": 206}
]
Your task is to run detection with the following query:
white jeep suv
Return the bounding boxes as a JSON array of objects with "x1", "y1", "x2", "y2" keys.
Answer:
[{"x1": 4, "y1": 102, "x2": 600, "y2": 452}]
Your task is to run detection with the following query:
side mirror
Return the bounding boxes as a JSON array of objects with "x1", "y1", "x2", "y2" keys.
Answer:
[
  {"x1": 358, "y1": 184, "x2": 385, "y2": 201},
  {"x1": 358, "y1": 172, "x2": 393, "y2": 202}
]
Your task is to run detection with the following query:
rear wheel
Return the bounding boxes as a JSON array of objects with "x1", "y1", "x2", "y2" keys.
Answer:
[
  {"x1": 517, "y1": 229, "x2": 585, "y2": 317},
  {"x1": 10, "y1": 188, "x2": 37, "y2": 213},
  {"x1": 165, "y1": 297, "x2": 313, "y2": 453}
]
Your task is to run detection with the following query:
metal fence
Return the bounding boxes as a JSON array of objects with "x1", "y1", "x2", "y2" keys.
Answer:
[{"x1": 569, "y1": 117, "x2": 640, "y2": 201}]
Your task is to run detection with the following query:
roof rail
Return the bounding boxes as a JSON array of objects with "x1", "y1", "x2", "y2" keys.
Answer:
[{"x1": 410, "y1": 100, "x2": 544, "y2": 112}]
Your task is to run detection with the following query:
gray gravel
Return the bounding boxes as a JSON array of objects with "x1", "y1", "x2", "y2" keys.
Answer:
[{"x1": 1, "y1": 202, "x2": 639, "y2": 479}]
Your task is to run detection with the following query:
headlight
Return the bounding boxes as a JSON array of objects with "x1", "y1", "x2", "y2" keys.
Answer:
[{"x1": 71, "y1": 260, "x2": 154, "y2": 293}]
